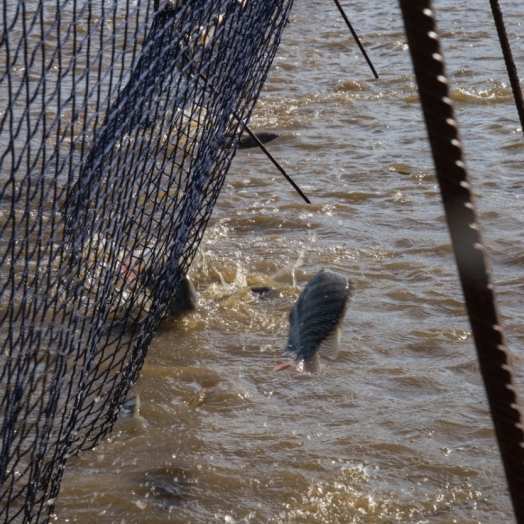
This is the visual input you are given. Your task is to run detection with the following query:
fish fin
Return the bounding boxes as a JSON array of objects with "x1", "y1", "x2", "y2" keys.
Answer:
[
  {"x1": 318, "y1": 327, "x2": 341, "y2": 360},
  {"x1": 169, "y1": 275, "x2": 198, "y2": 316},
  {"x1": 299, "y1": 354, "x2": 322, "y2": 374}
]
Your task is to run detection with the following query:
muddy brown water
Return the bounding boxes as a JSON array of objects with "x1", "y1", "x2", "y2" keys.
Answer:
[{"x1": 4, "y1": 0, "x2": 524, "y2": 522}]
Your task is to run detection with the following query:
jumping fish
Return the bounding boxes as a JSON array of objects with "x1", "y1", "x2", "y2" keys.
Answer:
[{"x1": 274, "y1": 269, "x2": 354, "y2": 373}]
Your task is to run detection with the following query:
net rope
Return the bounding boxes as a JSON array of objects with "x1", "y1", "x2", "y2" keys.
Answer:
[{"x1": 0, "y1": 1, "x2": 294, "y2": 521}]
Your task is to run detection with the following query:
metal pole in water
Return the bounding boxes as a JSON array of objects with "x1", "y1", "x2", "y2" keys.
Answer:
[{"x1": 398, "y1": 0, "x2": 524, "y2": 521}]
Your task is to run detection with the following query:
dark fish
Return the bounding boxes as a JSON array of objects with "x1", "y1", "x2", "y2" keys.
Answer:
[
  {"x1": 250, "y1": 285, "x2": 278, "y2": 299},
  {"x1": 238, "y1": 131, "x2": 279, "y2": 149},
  {"x1": 275, "y1": 270, "x2": 354, "y2": 373},
  {"x1": 137, "y1": 248, "x2": 198, "y2": 317}
]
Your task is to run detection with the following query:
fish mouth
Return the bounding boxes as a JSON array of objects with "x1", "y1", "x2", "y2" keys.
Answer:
[{"x1": 273, "y1": 361, "x2": 295, "y2": 372}]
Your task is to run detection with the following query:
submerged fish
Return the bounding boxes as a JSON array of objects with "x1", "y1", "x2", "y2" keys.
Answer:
[
  {"x1": 238, "y1": 131, "x2": 279, "y2": 149},
  {"x1": 274, "y1": 270, "x2": 354, "y2": 373},
  {"x1": 119, "y1": 395, "x2": 140, "y2": 419},
  {"x1": 250, "y1": 285, "x2": 278, "y2": 299}
]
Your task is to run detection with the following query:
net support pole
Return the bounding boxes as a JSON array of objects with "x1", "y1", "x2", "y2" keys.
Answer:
[
  {"x1": 332, "y1": 0, "x2": 379, "y2": 79},
  {"x1": 188, "y1": 63, "x2": 312, "y2": 204},
  {"x1": 398, "y1": 1, "x2": 524, "y2": 521},
  {"x1": 240, "y1": 123, "x2": 311, "y2": 204},
  {"x1": 488, "y1": 0, "x2": 524, "y2": 137}
]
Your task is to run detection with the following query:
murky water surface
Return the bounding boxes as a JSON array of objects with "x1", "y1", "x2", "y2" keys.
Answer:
[{"x1": 11, "y1": 0, "x2": 524, "y2": 521}]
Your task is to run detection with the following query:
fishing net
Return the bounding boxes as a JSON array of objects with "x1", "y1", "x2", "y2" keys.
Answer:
[{"x1": 0, "y1": 0, "x2": 294, "y2": 521}]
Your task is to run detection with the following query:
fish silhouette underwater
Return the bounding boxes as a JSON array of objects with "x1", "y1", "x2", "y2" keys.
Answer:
[{"x1": 274, "y1": 269, "x2": 354, "y2": 373}]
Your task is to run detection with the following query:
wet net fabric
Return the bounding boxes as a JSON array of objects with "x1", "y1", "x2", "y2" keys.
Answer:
[{"x1": 0, "y1": 0, "x2": 294, "y2": 521}]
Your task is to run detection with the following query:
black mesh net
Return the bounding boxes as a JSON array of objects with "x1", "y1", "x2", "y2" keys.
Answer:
[{"x1": 0, "y1": 1, "x2": 293, "y2": 521}]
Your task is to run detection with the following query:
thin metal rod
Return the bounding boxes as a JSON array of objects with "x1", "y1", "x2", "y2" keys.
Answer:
[
  {"x1": 240, "y1": 124, "x2": 311, "y2": 204},
  {"x1": 182, "y1": 43, "x2": 311, "y2": 204},
  {"x1": 488, "y1": 0, "x2": 524, "y2": 136},
  {"x1": 399, "y1": 1, "x2": 524, "y2": 521},
  {"x1": 332, "y1": 0, "x2": 379, "y2": 79}
]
